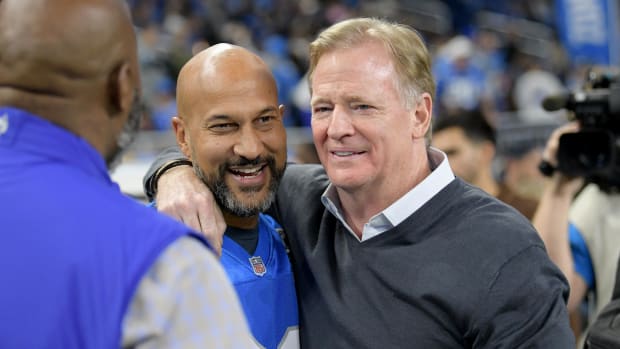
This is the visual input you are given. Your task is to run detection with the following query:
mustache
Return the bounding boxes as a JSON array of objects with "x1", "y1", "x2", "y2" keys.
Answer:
[
  {"x1": 224, "y1": 156, "x2": 274, "y2": 168},
  {"x1": 194, "y1": 154, "x2": 285, "y2": 217}
]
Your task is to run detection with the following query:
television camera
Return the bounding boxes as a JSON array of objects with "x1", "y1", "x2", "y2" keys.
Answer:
[{"x1": 542, "y1": 68, "x2": 620, "y2": 191}]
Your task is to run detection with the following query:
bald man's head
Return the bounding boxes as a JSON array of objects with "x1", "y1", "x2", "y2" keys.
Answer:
[
  {"x1": 0, "y1": 0, "x2": 142, "y2": 167},
  {"x1": 0, "y1": 0, "x2": 138, "y2": 97},
  {"x1": 172, "y1": 44, "x2": 287, "y2": 223},
  {"x1": 176, "y1": 43, "x2": 277, "y2": 119}
]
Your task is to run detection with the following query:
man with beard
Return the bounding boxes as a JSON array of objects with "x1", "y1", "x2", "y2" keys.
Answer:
[
  {"x1": 0, "y1": 0, "x2": 252, "y2": 348},
  {"x1": 160, "y1": 43, "x2": 299, "y2": 349},
  {"x1": 145, "y1": 18, "x2": 573, "y2": 348}
]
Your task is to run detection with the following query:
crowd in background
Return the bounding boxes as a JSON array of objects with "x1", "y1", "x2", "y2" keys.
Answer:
[
  {"x1": 129, "y1": 0, "x2": 580, "y2": 126},
  {"x1": 128, "y1": 0, "x2": 555, "y2": 202},
  {"x1": 126, "y1": 0, "x2": 607, "y2": 201}
]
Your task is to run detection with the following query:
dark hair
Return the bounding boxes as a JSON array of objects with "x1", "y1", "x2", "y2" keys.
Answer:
[{"x1": 433, "y1": 109, "x2": 496, "y2": 145}]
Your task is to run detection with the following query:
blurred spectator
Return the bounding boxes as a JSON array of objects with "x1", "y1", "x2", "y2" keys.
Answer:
[
  {"x1": 125, "y1": 0, "x2": 599, "y2": 169},
  {"x1": 432, "y1": 109, "x2": 538, "y2": 219},
  {"x1": 136, "y1": 23, "x2": 171, "y2": 112},
  {"x1": 434, "y1": 36, "x2": 492, "y2": 119},
  {"x1": 495, "y1": 115, "x2": 562, "y2": 203},
  {"x1": 501, "y1": 144, "x2": 547, "y2": 202},
  {"x1": 149, "y1": 76, "x2": 177, "y2": 130},
  {"x1": 261, "y1": 34, "x2": 302, "y2": 126},
  {"x1": 471, "y1": 29, "x2": 509, "y2": 111},
  {"x1": 512, "y1": 67, "x2": 566, "y2": 124},
  {"x1": 290, "y1": 73, "x2": 312, "y2": 127}
]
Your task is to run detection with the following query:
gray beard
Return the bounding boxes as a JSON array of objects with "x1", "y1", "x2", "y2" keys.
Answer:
[
  {"x1": 107, "y1": 92, "x2": 143, "y2": 171},
  {"x1": 193, "y1": 157, "x2": 283, "y2": 217}
]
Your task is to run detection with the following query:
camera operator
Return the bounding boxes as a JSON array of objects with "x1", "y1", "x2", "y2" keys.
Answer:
[{"x1": 532, "y1": 71, "x2": 620, "y2": 347}]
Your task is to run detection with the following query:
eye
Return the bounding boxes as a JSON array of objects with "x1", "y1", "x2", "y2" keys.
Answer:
[
  {"x1": 255, "y1": 115, "x2": 276, "y2": 130},
  {"x1": 352, "y1": 104, "x2": 372, "y2": 111},
  {"x1": 257, "y1": 115, "x2": 275, "y2": 124},
  {"x1": 312, "y1": 106, "x2": 333, "y2": 114},
  {"x1": 209, "y1": 123, "x2": 237, "y2": 132}
]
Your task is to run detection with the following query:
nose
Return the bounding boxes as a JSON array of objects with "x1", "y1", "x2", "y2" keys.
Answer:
[
  {"x1": 233, "y1": 127, "x2": 264, "y2": 160},
  {"x1": 326, "y1": 106, "x2": 355, "y2": 140}
]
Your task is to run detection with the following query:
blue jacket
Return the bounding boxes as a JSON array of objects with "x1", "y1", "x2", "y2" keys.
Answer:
[{"x1": 0, "y1": 107, "x2": 203, "y2": 348}]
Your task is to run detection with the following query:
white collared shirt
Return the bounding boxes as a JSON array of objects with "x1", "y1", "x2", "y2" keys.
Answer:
[{"x1": 321, "y1": 147, "x2": 455, "y2": 242}]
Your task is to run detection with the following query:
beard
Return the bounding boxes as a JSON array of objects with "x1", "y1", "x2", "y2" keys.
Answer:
[
  {"x1": 193, "y1": 155, "x2": 285, "y2": 217},
  {"x1": 106, "y1": 91, "x2": 143, "y2": 170}
]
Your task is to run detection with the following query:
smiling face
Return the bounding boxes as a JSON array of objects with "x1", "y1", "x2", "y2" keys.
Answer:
[
  {"x1": 174, "y1": 45, "x2": 287, "y2": 218},
  {"x1": 310, "y1": 40, "x2": 431, "y2": 197}
]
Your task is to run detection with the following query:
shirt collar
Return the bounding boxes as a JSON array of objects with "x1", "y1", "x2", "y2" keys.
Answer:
[{"x1": 321, "y1": 147, "x2": 455, "y2": 241}]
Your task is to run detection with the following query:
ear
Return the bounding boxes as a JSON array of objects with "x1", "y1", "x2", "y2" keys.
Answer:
[
  {"x1": 108, "y1": 62, "x2": 135, "y2": 117},
  {"x1": 412, "y1": 92, "x2": 433, "y2": 139},
  {"x1": 278, "y1": 104, "x2": 285, "y2": 119},
  {"x1": 172, "y1": 116, "x2": 192, "y2": 159}
]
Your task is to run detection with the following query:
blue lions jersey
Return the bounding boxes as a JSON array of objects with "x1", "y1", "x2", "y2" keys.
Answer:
[{"x1": 221, "y1": 214, "x2": 299, "y2": 349}]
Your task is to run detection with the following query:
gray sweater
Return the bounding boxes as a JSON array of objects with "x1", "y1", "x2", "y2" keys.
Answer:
[{"x1": 273, "y1": 164, "x2": 574, "y2": 348}]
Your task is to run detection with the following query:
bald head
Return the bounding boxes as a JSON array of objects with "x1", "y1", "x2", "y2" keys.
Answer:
[
  {"x1": 0, "y1": 0, "x2": 141, "y2": 166},
  {"x1": 0, "y1": 0, "x2": 137, "y2": 98},
  {"x1": 177, "y1": 44, "x2": 277, "y2": 119}
]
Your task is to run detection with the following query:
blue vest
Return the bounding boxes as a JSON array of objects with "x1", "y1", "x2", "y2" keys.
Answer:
[
  {"x1": 0, "y1": 107, "x2": 204, "y2": 348},
  {"x1": 221, "y1": 214, "x2": 299, "y2": 349}
]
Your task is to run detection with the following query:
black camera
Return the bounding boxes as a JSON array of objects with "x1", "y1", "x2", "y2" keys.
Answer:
[{"x1": 542, "y1": 69, "x2": 620, "y2": 190}]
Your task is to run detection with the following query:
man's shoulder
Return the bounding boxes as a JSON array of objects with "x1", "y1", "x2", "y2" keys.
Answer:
[
  {"x1": 156, "y1": 236, "x2": 215, "y2": 271},
  {"x1": 496, "y1": 184, "x2": 539, "y2": 220},
  {"x1": 438, "y1": 180, "x2": 544, "y2": 256},
  {"x1": 105, "y1": 195, "x2": 203, "y2": 250},
  {"x1": 279, "y1": 163, "x2": 329, "y2": 197},
  {"x1": 441, "y1": 179, "x2": 527, "y2": 218},
  {"x1": 283, "y1": 163, "x2": 327, "y2": 180},
  {"x1": 47, "y1": 173, "x2": 192, "y2": 239}
]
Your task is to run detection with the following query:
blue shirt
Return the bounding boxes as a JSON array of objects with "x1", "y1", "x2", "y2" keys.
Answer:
[
  {"x1": 569, "y1": 222, "x2": 595, "y2": 289},
  {"x1": 221, "y1": 214, "x2": 300, "y2": 349}
]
